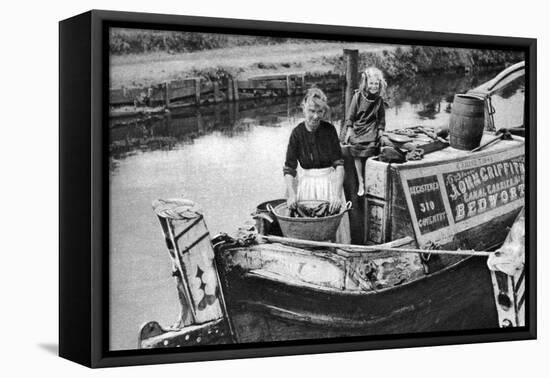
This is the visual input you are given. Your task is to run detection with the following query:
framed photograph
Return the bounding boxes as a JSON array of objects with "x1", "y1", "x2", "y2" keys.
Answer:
[{"x1": 59, "y1": 10, "x2": 536, "y2": 368}]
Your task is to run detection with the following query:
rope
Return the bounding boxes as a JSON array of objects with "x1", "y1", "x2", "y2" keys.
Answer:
[
  {"x1": 259, "y1": 235, "x2": 492, "y2": 257},
  {"x1": 485, "y1": 96, "x2": 496, "y2": 132}
]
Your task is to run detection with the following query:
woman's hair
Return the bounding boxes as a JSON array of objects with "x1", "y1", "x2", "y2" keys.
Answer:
[
  {"x1": 301, "y1": 87, "x2": 330, "y2": 114},
  {"x1": 359, "y1": 67, "x2": 387, "y2": 97}
]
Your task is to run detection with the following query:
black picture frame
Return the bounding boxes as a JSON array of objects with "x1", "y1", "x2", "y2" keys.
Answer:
[{"x1": 59, "y1": 9, "x2": 537, "y2": 368}]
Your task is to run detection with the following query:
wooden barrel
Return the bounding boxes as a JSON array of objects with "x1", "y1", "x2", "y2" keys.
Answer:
[{"x1": 449, "y1": 94, "x2": 485, "y2": 150}]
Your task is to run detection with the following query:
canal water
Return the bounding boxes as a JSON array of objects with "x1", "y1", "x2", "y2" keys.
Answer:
[{"x1": 109, "y1": 70, "x2": 524, "y2": 350}]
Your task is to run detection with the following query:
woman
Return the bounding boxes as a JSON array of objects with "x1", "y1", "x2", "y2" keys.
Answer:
[{"x1": 283, "y1": 88, "x2": 350, "y2": 243}]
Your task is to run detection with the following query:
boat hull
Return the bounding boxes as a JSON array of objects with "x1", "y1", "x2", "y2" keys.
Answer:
[{"x1": 219, "y1": 253, "x2": 498, "y2": 343}]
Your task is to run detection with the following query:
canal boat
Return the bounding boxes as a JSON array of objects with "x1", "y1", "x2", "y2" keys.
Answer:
[{"x1": 139, "y1": 62, "x2": 526, "y2": 348}]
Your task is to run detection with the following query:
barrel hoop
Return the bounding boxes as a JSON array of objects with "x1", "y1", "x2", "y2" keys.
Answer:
[
  {"x1": 451, "y1": 110, "x2": 485, "y2": 117},
  {"x1": 174, "y1": 214, "x2": 204, "y2": 241},
  {"x1": 178, "y1": 231, "x2": 211, "y2": 255}
]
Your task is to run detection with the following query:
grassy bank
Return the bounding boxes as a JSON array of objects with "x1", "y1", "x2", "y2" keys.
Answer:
[
  {"x1": 110, "y1": 31, "x2": 524, "y2": 89},
  {"x1": 110, "y1": 41, "x2": 393, "y2": 88}
]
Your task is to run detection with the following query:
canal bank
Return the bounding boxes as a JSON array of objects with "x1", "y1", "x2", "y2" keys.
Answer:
[{"x1": 109, "y1": 43, "x2": 523, "y2": 117}]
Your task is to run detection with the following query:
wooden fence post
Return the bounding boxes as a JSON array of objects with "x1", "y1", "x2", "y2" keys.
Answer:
[
  {"x1": 194, "y1": 78, "x2": 201, "y2": 106},
  {"x1": 213, "y1": 81, "x2": 221, "y2": 103},
  {"x1": 164, "y1": 81, "x2": 170, "y2": 108},
  {"x1": 233, "y1": 79, "x2": 239, "y2": 101},
  {"x1": 227, "y1": 78, "x2": 234, "y2": 102},
  {"x1": 286, "y1": 75, "x2": 292, "y2": 96}
]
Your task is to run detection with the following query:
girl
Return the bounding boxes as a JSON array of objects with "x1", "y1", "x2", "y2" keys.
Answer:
[{"x1": 344, "y1": 67, "x2": 387, "y2": 196}]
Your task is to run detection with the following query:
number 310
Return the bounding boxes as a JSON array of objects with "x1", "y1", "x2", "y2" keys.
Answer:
[{"x1": 419, "y1": 201, "x2": 435, "y2": 213}]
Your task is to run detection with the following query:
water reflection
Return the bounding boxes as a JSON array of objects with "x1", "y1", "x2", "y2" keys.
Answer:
[{"x1": 109, "y1": 71, "x2": 514, "y2": 167}]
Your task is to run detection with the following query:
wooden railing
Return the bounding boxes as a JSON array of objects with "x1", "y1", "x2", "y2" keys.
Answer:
[{"x1": 110, "y1": 72, "x2": 345, "y2": 108}]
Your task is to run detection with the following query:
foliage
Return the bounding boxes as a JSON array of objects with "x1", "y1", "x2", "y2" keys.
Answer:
[
  {"x1": 110, "y1": 28, "x2": 291, "y2": 55},
  {"x1": 359, "y1": 46, "x2": 524, "y2": 81}
]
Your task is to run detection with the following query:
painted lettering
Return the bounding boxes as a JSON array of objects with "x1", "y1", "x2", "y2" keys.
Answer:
[
  {"x1": 510, "y1": 186, "x2": 518, "y2": 201},
  {"x1": 488, "y1": 193, "x2": 498, "y2": 208},
  {"x1": 478, "y1": 197, "x2": 487, "y2": 212},
  {"x1": 467, "y1": 201, "x2": 477, "y2": 217},
  {"x1": 456, "y1": 203, "x2": 465, "y2": 221},
  {"x1": 480, "y1": 167, "x2": 488, "y2": 181},
  {"x1": 487, "y1": 166, "x2": 495, "y2": 180},
  {"x1": 520, "y1": 184, "x2": 525, "y2": 196},
  {"x1": 458, "y1": 180, "x2": 467, "y2": 194},
  {"x1": 501, "y1": 190, "x2": 509, "y2": 203},
  {"x1": 449, "y1": 183, "x2": 460, "y2": 200}
]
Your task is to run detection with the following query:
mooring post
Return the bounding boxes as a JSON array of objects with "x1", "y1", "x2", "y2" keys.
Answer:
[
  {"x1": 226, "y1": 78, "x2": 234, "y2": 102},
  {"x1": 164, "y1": 81, "x2": 170, "y2": 108},
  {"x1": 344, "y1": 49, "x2": 359, "y2": 119},
  {"x1": 342, "y1": 49, "x2": 362, "y2": 244},
  {"x1": 194, "y1": 78, "x2": 201, "y2": 106},
  {"x1": 213, "y1": 81, "x2": 221, "y2": 103},
  {"x1": 286, "y1": 75, "x2": 292, "y2": 96},
  {"x1": 233, "y1": 79, "x2": 240, "y2": 101}
]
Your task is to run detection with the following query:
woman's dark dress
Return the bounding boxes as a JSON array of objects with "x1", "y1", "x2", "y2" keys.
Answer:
[{"x1": 283, "y1": 121, "x2": 344, "y2": 178}]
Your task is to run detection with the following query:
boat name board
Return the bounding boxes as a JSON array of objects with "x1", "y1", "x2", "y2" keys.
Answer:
[
  {"x1": 444, "y1": 155, "x2": 525, "y2": 223},
  {"x1": 398, "y1": 144, "x2": 525, "y2": 246}
]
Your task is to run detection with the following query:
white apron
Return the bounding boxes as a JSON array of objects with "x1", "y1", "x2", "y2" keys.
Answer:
[{"x1": 296, "y1": 167, "x2": 351, "y2": 244}]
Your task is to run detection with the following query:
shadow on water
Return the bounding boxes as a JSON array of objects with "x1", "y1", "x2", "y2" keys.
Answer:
[{"x1": 108, "y1": 70, "x2": 510, "y2": 166}]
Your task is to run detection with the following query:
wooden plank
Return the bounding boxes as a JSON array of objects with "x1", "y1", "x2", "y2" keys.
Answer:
[
  {"x1": 213, "y1": 82, "x2": 221, "y2": 103},
  {"x1": 233, "y1": 79, "x2": 239, "y2": 101},
  {"x1": 200, "y1": 81, "x2": 214, "y2": 94},
  {"x1": 164, "y1": 82, "x2": 169, "y2": 107},
  {"x1": 286, "y1": 75, "x2": 292, "y2": 96},
  {"x1": 147, "y1": 85, "x2": 165, "y2": 104},
  {"x1": 110, "y1": 86, "x2": 149, "y2": 105},
  {"x1": 194, "y1": 78, "x2": 201, "y2": 105},
  {"x1": 248, "y1": 72, "x2": 305, "y2": 81},
  {"x1": 139, "y1": 319, "x2": 233, "y2": 348},
  {"x1": 226, "y1": 78, "x2": 234, "y2": 102},
  {"x1": 167, "y1": 79, "x2": 196, "y2": 101},
  {"x1": 109, "y1": 88, "x2": 127, "y2": 105}
]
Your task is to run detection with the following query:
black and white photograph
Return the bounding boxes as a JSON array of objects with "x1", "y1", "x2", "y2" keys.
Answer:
[
  {"x1": 3, "y1": 0, "x2": 547, "y2": 375},
  {"x1": 107, "y1": 24, "x2": 529, "y2": 351}
]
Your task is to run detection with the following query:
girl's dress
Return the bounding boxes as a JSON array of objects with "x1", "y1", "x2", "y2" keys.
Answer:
[
  {"x1": 283, "y1": 121, "x2": 351, "y2": 243},
  {"x1": 345, "y1": 90, "x2": 386, "y2": 158}
]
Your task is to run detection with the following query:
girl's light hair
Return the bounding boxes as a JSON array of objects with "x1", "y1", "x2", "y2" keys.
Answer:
[
  {"x1": 301, "y1": 87, "x2": 330, "y2": 115},
  {"x1": 359, "y1": 67, "x2": 387, "y2": 98}
]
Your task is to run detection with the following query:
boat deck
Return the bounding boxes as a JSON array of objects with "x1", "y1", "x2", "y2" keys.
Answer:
[{"x1": 401, "y1": 132, "x2": 524, "y2": 167}]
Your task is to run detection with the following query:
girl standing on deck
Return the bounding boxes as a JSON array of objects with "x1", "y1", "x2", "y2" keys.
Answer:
[
  {"x1": 344, "y1": 67, "x2": 387, "y2": 196},
  {"x1": 283, "y1": 88, "x2": 351, "y2": 243}
]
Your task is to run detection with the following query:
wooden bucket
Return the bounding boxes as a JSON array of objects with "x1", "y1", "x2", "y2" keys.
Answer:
[{"x1": 449, "y1": 94, "x2": 485, "y2": 150}]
